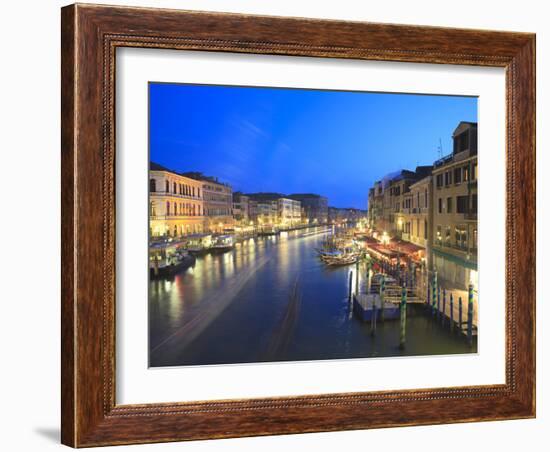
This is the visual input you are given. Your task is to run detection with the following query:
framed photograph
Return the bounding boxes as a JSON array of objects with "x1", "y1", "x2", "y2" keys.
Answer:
[{"x1": 61, "y1": 3, "x2": 535, "y2": 447}]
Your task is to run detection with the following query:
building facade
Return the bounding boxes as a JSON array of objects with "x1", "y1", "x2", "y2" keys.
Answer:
[
  {"x1": 365, "y1": 121, "x2": 478, "y2": 291},
  {"x1": 368, "y1": 180, "x2": 386, "y2": 232},
  {"x1": 246, "y1": 193, "x2": 300, "y2": 226},
  {"x1": 329, "y1": 207, "x2": 368, "y2": 224},
  {"x1": 370, "y1": 167, "x2": 432, "y2": 238},
  {"x1": 288, "y1": 194, "x2": 328, "y2": 224},
  {"x1": 232, "y1": 192, "x2": 250, "y2": 224},
  {"x1": 183, "y1": 172, "x2": 234, "y2": 233},
  {"x1": 277, "y1": 198, "x2": 302, "y2": 226},
  {"x1": 401, "y1": 175, "x2": 433, "y2": 265},
  {"x1": 431, "y1": 122, "x2": 478, "y2": 290},
  {"x1": 149, "y1": 163, "x2": 204, "y2": 237}
]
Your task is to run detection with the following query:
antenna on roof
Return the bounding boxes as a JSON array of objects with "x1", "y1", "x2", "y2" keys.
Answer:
[{"x1": 437, "y1": 138, "x2": 443, "y2": 159}]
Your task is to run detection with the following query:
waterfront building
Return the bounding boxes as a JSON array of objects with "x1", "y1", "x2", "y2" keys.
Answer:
[
  {"x1": 369, "y1": 167, "x2": 431, "y2": 238},
  {"x1": 233, "y1": 192, "x2": 250, "y2": 223},
  {"x1": 431, "y1": 121, "x2": 478, "y2": 290},
  {"x1": 288, "y1": 194, "x2": 328, "y2": 224},
  {"x1": 329, "y1": 207, "x2": 368, "y2": 224},
  {"x1": 182, "y1": 172, "x2": 234, "y2": 233},
  {"x1": 149, "y1": 162, "x2": 204, "y2": 237},
  {"x1": 246, "y1": 193, "x2": 288, "y2": 226},
  {"x1": 277, "y1": 197, "x2": 302, "y2": 226},
  {"x1": 401, "y1": 175, "x2": 433, "y2": 266},
  {"x1": 368, "y1": 180, "x2": 385, "y2": 232}
]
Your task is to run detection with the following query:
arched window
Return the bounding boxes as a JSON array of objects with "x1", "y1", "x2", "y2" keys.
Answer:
[
  {"x1": 150, "y1": 201, "x2": 156, "y2": 217},
  {"x1": 192, "y1": 187, "x2": 196, "y2": 197},
  {"x1": 149, "y1": 178, "x2": 156, "y2": 192},
  {"x1": 174, "y1": 225, "x2": 177, "y2": 236},
  {"x1": 165, "y1": 180, "x2": 169, "y2": 192},
  {"x1": 166, "y1": 201, "x2": 170, "y2": 216},
  {"x1": 197, "y1": 188, "x2": 201, "y2": 198},
  {"x1": 173, "y1": 182, "x2": 177, "y2": 194}
]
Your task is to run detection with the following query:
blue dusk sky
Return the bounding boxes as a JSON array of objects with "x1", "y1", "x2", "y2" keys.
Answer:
[{"x1": 149, "y1": 83, "x2": 477, "y2": 209}]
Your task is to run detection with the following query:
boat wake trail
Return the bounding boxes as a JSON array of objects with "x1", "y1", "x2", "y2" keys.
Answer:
[{"x1": 150, "y1": 254, "x2": 272, "y2": 357}]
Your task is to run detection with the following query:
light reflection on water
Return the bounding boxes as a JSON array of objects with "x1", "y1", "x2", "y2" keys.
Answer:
[{"x1": 149, "y1": 226, "x2": 475, "y2": 367}]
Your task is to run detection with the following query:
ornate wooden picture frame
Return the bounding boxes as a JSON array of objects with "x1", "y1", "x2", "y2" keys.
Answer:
[{"x1": 61, "y1": 3, "x2": 535, "y2": 447}]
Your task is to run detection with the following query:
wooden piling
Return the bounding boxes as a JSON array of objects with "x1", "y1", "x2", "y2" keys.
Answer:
[
  {"x1": 371, "y1": 299, "x2": 377, "y2": 336},
  {"x1": 365, "y1": 261, "x2": 371, "y2": 292},
  {"x1": 399, "y1": 285, "x2": 407, "y2": 349},
  {"x1": 467, "y1": 284, "x2": 474, "y2": 347},
  {"x1": 380, "y1": 275, "x2": 386, "y2": 323},
  {"x1": 348, "y1": 270, "x2": 353, "y2": 301},
  {"x1": 432, "y1": 271, "x2": 437, "y2": 316},
  {"x1": 355, "y1": 260, "x2": 360, "y2": 295},
  {"x1": 442, "y1": 289, "x2": 446, "y2": 326},
  {"x1": 459, "y1": 296, "x2": 463, "y2": 330},
  {"x1": 437, "y1": 285, "x2": 441, "y2": 319},
  {"x1": 450, "y1": 293, "x2": 454, "y2": 332}
]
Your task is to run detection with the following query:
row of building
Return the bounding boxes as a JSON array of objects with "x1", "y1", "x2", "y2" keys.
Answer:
[
  {"x1": 367, "y1": 121, "x2": 478, "y2": 291},
  {"x1": 149, "y1": 162, "x2": 336, "y2": 237}
]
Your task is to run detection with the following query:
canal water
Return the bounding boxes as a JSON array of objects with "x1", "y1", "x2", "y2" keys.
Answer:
[{"x1": 149, "y1": 226, "x2": 475, "y2": 367}]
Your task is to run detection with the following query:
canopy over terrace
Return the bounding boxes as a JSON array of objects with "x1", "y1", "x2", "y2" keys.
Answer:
[
  {"x1": 362, "y1": 236, "x2": 425, "y2": 265},
  {"x1": 364, "y1": 242, "x2": 399, "y2": 262},
  {"x1": 390, "y1": 239, "x2": 425, "y2": 263}
]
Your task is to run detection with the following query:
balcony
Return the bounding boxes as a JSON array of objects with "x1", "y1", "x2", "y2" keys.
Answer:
[{"x1": 150, "y1": 190, "x2": 201, "y2": 200}]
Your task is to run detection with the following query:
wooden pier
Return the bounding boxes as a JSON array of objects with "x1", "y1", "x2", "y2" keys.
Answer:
[{"x1": 352, "y1": 292, "x2": 422, "y2": 322}]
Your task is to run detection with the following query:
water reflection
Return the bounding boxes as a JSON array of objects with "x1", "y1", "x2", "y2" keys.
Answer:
[{"x1": 149, "y1": 226, "x2": 474, "y2": 367}]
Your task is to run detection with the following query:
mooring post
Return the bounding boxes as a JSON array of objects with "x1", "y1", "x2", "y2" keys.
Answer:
[
  {"x1": 399, "y1": 284, "x2": 407, "y2": 349},
  {"x1": 380, "y1": 275, "x2": 386, "y2": 322},
  {"x1": 450, "y1": 293, "x2": 454, "y2": 332},
  {"x1": 432, "y1": 271, "x2": 437, "y2": 316},
  {"x1": 348, "y1": 270, "x2": 353, "y2": 301},
  {"x1": 371, "y1": 299, "x2": 377, "y2": 336},
  {"x1": 355, "y1": 260, "x2": 360, "y2": 295},
  {"x1": 366, "y1": 261, "x2": 371, "y2": 293},
  {"x1": 437, "y1": 285, "x2": 441, "y2": 320},
  {"x1": 467, "y1": 284, "x2": 474, "y2": 347},
  {"x1": 442, "y1": 289, "x2": 446, "y2": 326},
  {"x1": 459, "y1": 296, "x2": 463, "y2": 331}
]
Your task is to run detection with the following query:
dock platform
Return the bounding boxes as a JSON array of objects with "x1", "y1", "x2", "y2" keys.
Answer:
[{"x1": 352, "y1": 294, "x2": 400, "y2": 321}]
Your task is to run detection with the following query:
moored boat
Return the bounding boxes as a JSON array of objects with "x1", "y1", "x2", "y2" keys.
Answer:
[
  {"x1": 149, "y1": 241, "x2": 196, "y2": 278},
  {"x1": 185, "y1": 233, "x2": 213, "y2": 255},
  {"x1": 323, "y1": 253, "x2": 360, "y2": 266},
  {"x1": 211, "y1": 234, "x2": 235, "y2": 252}
]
